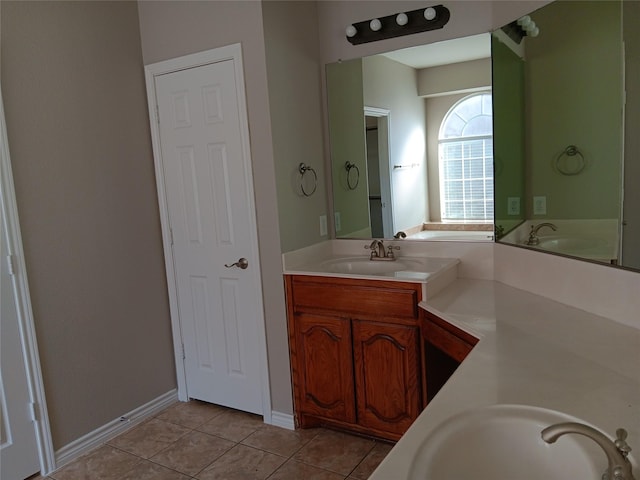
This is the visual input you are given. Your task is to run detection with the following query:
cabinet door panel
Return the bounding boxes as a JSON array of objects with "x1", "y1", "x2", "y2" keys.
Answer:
[
  {"x1": 295, "y1": 313, "x2": 356, "y2": 423},
  {"x1": 353, "y1": 320, "x2": 420, "y2": 435}
]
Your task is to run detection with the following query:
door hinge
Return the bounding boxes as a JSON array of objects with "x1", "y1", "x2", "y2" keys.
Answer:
[
  {"x1": 169, "y1": 228, "x2": 174, "y2": 246},
  {"x1": 155, "y1": 104, "x2": 160, "y2": 124},
  {"x1": 28, "y1": 401, "x2": 38, "y2": 422},
  {"x1": 6, "y1": 254, "x2": 16, "y2": 276},
  {"x1": 181, "y1": 343, "x2": 186, "y2": 360}
]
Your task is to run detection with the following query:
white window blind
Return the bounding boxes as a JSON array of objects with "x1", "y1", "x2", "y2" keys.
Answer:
[{"x1": 439, "y1": 93, "x2": 494, "y2": 221}]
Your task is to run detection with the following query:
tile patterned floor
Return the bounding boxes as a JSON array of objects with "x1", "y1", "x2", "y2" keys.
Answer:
[{"x1": 32, "y1": 400, "x2": 393, "y2": 480}]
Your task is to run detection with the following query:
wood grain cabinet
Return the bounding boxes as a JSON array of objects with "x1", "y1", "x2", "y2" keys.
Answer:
[
  {"x1": 285, "y1": 275, "x2": 423, "y2": 441},
  {"x1": 421, "y1": 310, "x2": 479, "y2": 403}
]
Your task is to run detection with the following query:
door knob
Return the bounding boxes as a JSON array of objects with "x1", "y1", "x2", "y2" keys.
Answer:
[{"x1": 225, "y1": 258, "x2": 248, "y2": 269}]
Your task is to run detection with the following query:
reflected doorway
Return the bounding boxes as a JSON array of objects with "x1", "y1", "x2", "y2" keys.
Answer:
[{"x1": 364, "y1": 107, "x2": 393, "y2": 238}]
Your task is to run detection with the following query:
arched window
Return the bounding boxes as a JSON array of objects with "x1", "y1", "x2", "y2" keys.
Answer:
[{"x1": 438, "y1": 93, "x2": 493, "y2": 221}]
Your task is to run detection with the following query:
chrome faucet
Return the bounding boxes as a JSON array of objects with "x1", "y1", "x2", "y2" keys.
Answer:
[
  {"x1": 542, "y1": 423, "x2": 635, "y2": 480},
  {"x1": 526, "y1": 222, "x2": 557, "y2": 245},
  {"x1": 365, "y1": 240, "x2": 399, "y2": 261}
]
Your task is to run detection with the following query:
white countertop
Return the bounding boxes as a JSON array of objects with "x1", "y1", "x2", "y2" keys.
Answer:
[{"x1": 371, "y1": 278, "x2": 640, "y2": 479}]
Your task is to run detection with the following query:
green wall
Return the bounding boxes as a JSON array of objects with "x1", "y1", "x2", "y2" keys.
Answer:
[
  {"x1": 326, "y1": 59, "x2": 371, "y2": 238},
  {"x1": 492, "y1": 34, "x2": 525, "y2": 236},
  {"x1": 526, "y1": 1, "x2": 622, "y2": 220}
]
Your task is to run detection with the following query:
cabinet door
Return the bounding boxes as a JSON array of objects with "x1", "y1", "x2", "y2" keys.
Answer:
[
  {"x1": 353, "y1": 320, "x2": 421, "y2": 435},
  {"x1": 294, "y1": 313, "x2": 356, "y2": 423}
]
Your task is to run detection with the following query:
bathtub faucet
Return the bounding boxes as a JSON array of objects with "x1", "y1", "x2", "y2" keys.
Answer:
[{"x1": 526, "y1": 222, "x2": 557, "y2": 245}]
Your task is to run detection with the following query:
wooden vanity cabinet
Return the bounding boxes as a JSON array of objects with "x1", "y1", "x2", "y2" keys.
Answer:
[
  {"x1": 352, "y1": 319, "x2": 420, "y2": 436},
  {"x1": 421, "y1": 310, "x2": 479, "y2": 403},
  {"x1": 294, "y1": 312, "x2": 356, "y2": 424},
  {"x1": 285, "y1": 275, "x2": 423, "y2": 441}
]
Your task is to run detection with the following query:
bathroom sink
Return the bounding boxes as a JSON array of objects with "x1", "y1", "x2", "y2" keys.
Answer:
[
  {"x1": 408, "y1": 405, "x2": 604, "y2": 480},
  {"x1": 536, "y1": 236, "x2": 606, "y2": 252},
  {"x1": 318, "y1": 256, "x2": 456, "y2": 277}
]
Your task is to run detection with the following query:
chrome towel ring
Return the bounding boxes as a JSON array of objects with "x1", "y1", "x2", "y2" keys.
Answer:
[
  {"x1": 345, "y1": 161, "x2": 360, "y2": 190},
  {"x1": 555, "y1": 145, "x2": 585, "y2": 176},
  {"x1": 298, "y1": 163, "x2": 317, "y2": 197}
]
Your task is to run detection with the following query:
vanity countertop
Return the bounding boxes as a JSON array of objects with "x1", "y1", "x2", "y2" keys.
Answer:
[
  {"x1": 371, "y1": 278, "x2": 640, "y2": 479},
  {"x1": 282, "y1": 240, "x2": 465, "y2": 297}
]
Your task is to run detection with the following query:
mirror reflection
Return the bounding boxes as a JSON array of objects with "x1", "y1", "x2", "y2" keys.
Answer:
[
  {"x1": 326, "y1": 34, "x2": 495, "y2": 242},
  {"x1": 493, "y1": 0, "x2": 639, "y2": 271}
]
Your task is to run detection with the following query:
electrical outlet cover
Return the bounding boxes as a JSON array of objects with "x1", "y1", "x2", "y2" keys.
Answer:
[
  {"x1": 319, "y1": 215, "x2": 327, "y2": 236},
  {"x1": 507, "y1": 197, "x2": 520, "y2": 216},
  {"x1": 533, "y1": 196, "x2": 547, "y2": 215}
]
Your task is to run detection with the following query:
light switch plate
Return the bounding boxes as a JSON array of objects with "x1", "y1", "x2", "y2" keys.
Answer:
[
  {"x1": 507, "y1": 197, "x2": 520, "y2": 215},
  {"x1": 319, "y1": 215, "x2": 327, "y2": 236},
  {"x1": 335, "y1": 212, "x2": 341, "y2": 232},
  {"x1": 533, "y1": 196, "x2": 547, "y2": 215}
]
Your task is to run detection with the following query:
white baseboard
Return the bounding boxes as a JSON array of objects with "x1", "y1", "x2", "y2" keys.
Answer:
[
  {"x1": 269, "y1": 411, "x2": 295, "y2": 430},
  {"x1": 53, "y1": 389, "x2": 178, "y2": 472}
]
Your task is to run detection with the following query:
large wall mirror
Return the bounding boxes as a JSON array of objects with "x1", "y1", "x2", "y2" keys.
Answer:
[
  {"x1": 326, "y1": 33, "x2": 495, "y2": 243},
  {"x1": 326, "y1": 0, "x2": 639, "y2": 273},
  {"x1": 494, "y1": 0, "x2": 639, "y2": 272}
]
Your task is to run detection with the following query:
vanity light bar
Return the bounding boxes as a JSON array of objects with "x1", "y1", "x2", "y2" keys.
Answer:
[{"x1": 345, "y1": 5, "x2": 450, "y2": 45}]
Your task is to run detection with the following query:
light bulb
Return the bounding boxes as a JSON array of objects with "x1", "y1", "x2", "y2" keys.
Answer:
[
  {"x1": 529, "y1": 26, "x2": 540, "y2": 37},
  {"x1": 370, "y1": 18, "x2": 382, "y2": 31},
  {"x1": 424, "y1": 7, "x2": 436, "y2": 21},
  {"x1": 345, "y1": 24, "x2": 357, "y2": 37},
  {"x1": 396, "y1": 13, "x2": 408, "y2": 26},
  {"x1": 517, "y1": 15, "x2": 532, "y2": 28}
]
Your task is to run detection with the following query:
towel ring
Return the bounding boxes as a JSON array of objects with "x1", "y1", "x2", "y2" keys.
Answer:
[
  {"x1": 298, "y1": 163, "x2": 317, "y2": 197},
  {"x1": 345, "y1": 161, "x2": 360, "y2": 190},
  {"x1": 555, "y1": 145, "x2": 585, "y2": 176}
]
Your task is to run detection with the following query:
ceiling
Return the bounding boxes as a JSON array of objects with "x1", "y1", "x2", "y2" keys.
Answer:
[{"x1": 380, "y1": 33, "x2": 491, "y2": 69}]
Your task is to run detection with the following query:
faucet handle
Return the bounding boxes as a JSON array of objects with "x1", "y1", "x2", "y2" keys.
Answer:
[
  {"x1": 615, "y1": 429, "x2": 632, "y2": 457},
  {"x1": 386, "y1": 245, "x2": 400, "y2": 259}
]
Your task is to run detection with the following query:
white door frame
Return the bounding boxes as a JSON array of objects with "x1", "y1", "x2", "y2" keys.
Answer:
[
  {"x1": 144, "y1": 44, "x2": 272, "y2": 423},
  {"x1": 0, "y1": 89, "x2": 56, "y2": 474},
  {"x1": 364, "y1": 107, "x2": 394, "y2": 238}
]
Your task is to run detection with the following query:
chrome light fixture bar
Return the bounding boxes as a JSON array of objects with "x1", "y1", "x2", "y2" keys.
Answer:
[{"x1": 345, "y1": 5, "x2": 450, "y2": 45}]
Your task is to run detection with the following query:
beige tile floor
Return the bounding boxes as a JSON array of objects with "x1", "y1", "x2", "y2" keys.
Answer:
[{"x1": 32, "y1": 400, "x2": 393, "y2": 480}]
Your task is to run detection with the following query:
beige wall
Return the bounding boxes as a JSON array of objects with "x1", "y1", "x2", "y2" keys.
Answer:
[
  {"x1": 418, "y1": 58, "x2": 491, "y2": 97},
  {"x1": 262, "y1": 1, "x2": 328, "y2": 253},
  {"x1": 1, "y1": 1, "x2": 176, "y2": 449},
  {"x1": 137, "y1": 0, "x2": 293, "y2": 416}
]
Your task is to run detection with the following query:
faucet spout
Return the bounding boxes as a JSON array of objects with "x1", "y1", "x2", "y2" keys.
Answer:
[
  {"x1": 364, "y1": 239, "x2": 398, "y2": 261},
  {"x1": 541, "y1": 423, "x2": 635, "y2": 480},
  {"x1": 527, "y1": 222, "x2": 557, "y2": 245}
]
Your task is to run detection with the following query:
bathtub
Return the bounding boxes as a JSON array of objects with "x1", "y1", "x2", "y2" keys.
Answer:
[{"x1": 407, "y1": 230, "x2": 494, "y2": 241}]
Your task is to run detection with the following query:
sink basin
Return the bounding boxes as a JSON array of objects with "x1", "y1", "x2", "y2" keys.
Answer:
[
  {"x1": 536, "y1": 236, "x2": 607, "y2": 252},
  {"x1": 409, "y1": 405, "x2": 605, "y2": 480},
  {"x1": 318, "y1": 256, "x2": 455, "y2": 278}
]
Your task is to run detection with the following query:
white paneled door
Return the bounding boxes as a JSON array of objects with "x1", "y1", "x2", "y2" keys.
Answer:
[
  {"x1": 1, "y1": 187, "x2": 40, "y2": 479},
  {"x1": 152, "y1": 50, "x2": 266, "y2": 415}
]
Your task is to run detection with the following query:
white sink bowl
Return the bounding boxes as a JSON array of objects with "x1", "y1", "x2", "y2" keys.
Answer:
[
  {"x1": 537, "y1": 236, "x2": 607, "y2": 252},
  {"x1": 409, "y1": 405, "x2": 605, "y2": 480},
  {"x1": 319, "y1": 256, "x2": 455, "y2": 277}
]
